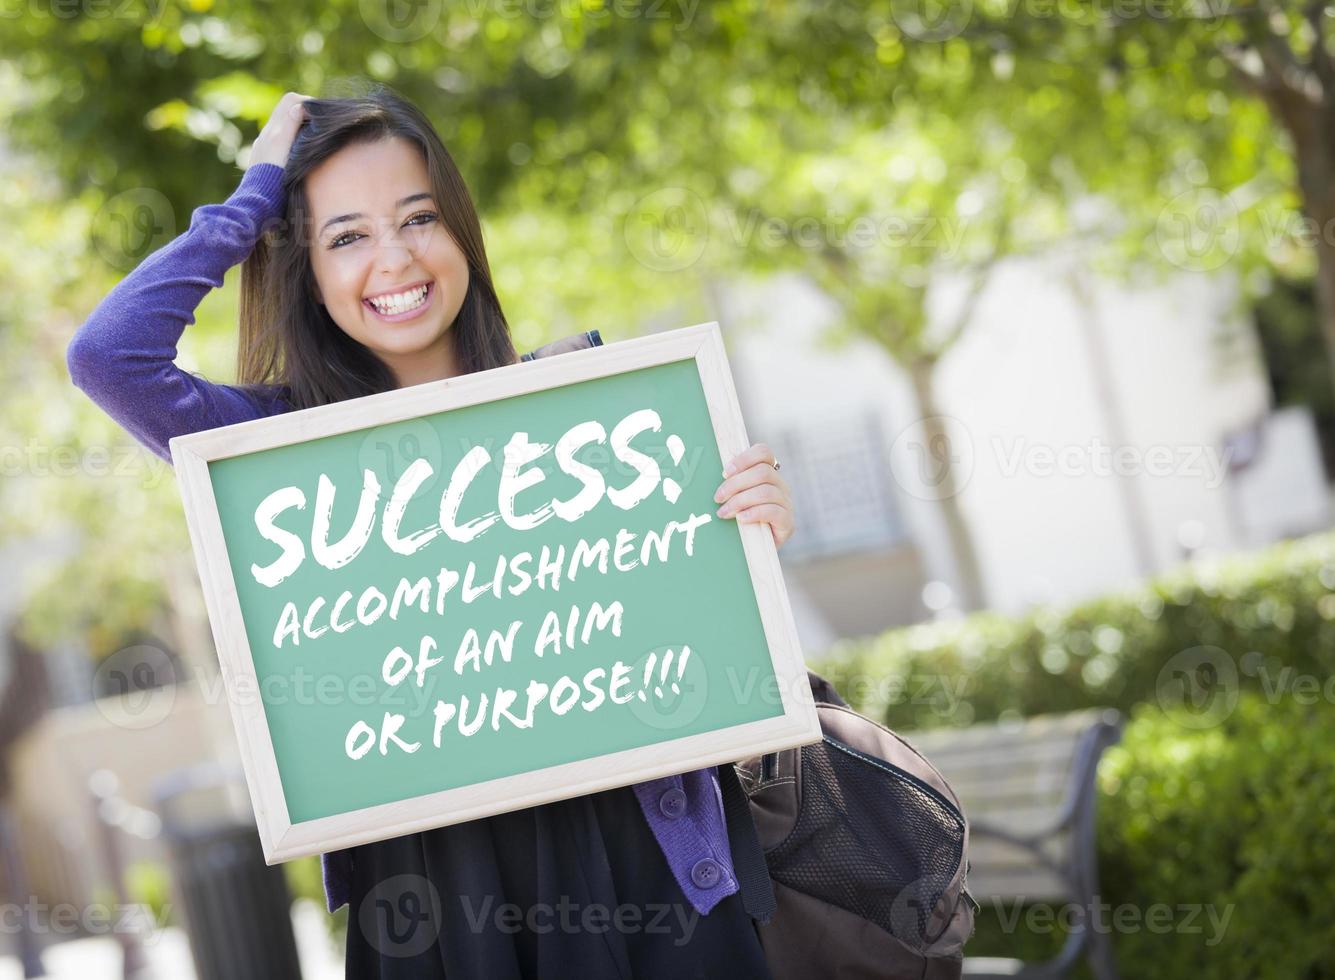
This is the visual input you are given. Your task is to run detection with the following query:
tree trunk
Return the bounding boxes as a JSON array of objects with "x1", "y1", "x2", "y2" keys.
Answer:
[
  {"x1": 1311, "y1": 215, "x2": 1335, "y2": 411},
  {"x1": 905, "y1": 359, "x2": 987, "y2": 613},
  {"x1": 1283, "y1": 91, "x2": 1335, "y2": 414},
  {"x1": 1067, "y1": 268, "x2": 1158, "y2": 576}
]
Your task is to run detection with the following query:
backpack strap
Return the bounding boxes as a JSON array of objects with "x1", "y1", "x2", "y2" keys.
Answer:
[
  {"x1": 520, "y1": 329, "x2": 603, "y2": 361},
  {"x1": 717, "y1": 762, "x2": 777, "y2": 925},
  {"x1": 719, "y1": 673, "x2": 841, "y2": 925},
  {"x1": 808, "y1": 669, "x2": 848, "y2": 707}
]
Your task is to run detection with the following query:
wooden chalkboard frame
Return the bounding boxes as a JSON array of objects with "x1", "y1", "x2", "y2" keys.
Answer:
[{"x1": 170, "y1": 321, "x2": 821, "y2": 864}]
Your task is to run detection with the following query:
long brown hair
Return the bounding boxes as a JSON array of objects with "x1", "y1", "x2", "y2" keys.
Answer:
[{"x1": 237, "y1": 83, "x2": 516, "y2": 410}]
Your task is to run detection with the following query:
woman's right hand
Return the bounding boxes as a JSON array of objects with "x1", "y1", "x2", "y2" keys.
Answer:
[{"x1": 246, "y1": 91, "x2": 314, "y2": 171}]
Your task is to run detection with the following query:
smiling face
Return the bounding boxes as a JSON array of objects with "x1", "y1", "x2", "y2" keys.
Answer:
[{"x1": 305, "y1": 136, "x2": 471, "y2": 388}]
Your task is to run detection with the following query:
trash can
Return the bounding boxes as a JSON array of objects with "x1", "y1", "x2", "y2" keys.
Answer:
[{"x1": 153, "y1": 764, "x2": 303, "y2": 980}]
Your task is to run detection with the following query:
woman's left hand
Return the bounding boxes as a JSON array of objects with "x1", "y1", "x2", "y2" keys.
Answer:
[{"x1": 714, "y1": 442, "x2": 796, "y2": 549}]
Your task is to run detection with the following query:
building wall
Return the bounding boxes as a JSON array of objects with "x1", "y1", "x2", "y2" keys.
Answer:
[
  {"x1": 718, "y1": 253, "x2": 1311, "y2": 638},
  {"x1": 930, "y1": 258, "x2": 1272, "y2": 613},
  {"x1": 717, "y1": 275, "x2": 935, "y2": 646}
]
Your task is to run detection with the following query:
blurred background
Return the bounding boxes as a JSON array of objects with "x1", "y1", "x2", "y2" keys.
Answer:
[{"x1": 2, "y1": 1, "x2": 1334, "y2": 977}]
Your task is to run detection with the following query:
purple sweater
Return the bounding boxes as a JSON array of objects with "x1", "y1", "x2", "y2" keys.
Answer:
[{"x1": 66, "y1": 162, "x2": 739, "y2": 916}]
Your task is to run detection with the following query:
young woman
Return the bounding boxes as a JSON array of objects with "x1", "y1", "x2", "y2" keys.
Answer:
[{"x1": 67, "y1": 85, "x2": 797, "y2": 978}]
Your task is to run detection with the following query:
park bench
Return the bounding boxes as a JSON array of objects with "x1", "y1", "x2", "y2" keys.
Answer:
[{"x1": 906, "y1": 708, "x2": 1123, "y2": 980}]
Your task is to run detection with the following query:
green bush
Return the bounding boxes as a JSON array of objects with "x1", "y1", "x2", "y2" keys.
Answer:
[
  {"x1": 812, "y1": 530, "x2": 1335, "y2": 731},
  {"x1": 810, "y1": 530, "x2": 1335, "y2": 978},
  {"x1": 961, "y1": 696, "x2": 1335, "y2": 979},
  {"x1": 1094, "y1": 695, "x2": 1335, "y2": 979}
]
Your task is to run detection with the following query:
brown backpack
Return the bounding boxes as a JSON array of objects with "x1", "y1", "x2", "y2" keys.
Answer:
[{"x1": 720, "y1": 671, "x2": 976, "y2": 979}]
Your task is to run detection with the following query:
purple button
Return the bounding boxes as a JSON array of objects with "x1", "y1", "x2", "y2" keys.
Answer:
[
  {"x1": 658, "y1": 787, "x2": 687, "y2": 819},
  {"x1": 690, "y1": 857, "x2": 723, "y2": 889}
]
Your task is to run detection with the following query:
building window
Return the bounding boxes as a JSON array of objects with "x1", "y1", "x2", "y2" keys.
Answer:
[{"x1": 766, "y1": 411, "x2": 909, "y2": 561}]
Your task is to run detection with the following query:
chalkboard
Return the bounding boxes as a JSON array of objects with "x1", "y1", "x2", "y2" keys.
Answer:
[{"x1": 170, "y1": 322, "x2": 820, "y2": 863}]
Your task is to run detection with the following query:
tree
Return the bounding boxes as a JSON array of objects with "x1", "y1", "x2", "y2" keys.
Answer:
[
  {"x1": 889, "y1": 3, "x2": 1328, "y2": 398},
  {"x1": 3, "y1": 0, "x2": 1311, "y2": 644}
]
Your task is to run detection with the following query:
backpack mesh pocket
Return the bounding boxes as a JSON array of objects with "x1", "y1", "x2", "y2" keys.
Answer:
[{"x1": 763, "y1": 735, "x2": 966, "y2": 949}]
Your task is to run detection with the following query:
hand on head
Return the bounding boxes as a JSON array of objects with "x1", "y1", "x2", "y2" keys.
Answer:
[{"x1": 247, "y1": 91, "x2": 315, "y2": 171}]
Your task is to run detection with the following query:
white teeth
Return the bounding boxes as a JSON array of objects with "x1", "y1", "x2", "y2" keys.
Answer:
[{"x1": 367, "y1": 284, "x2": 428, "y2": 315}]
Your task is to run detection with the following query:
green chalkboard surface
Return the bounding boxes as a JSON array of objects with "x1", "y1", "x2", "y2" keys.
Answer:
[{"x1": 172, "y1": 323, "x2": 819, "y2": 862}]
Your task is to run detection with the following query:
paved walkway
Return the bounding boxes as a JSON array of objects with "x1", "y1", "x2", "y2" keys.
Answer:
[{"x1": 0, "y1": 899, "x2": 343, "y2": 980}]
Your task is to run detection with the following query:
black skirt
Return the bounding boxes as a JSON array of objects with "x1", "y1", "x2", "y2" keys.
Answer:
[{"x1": 343, "y1": 783, "x2": 773, "y2": 979}]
